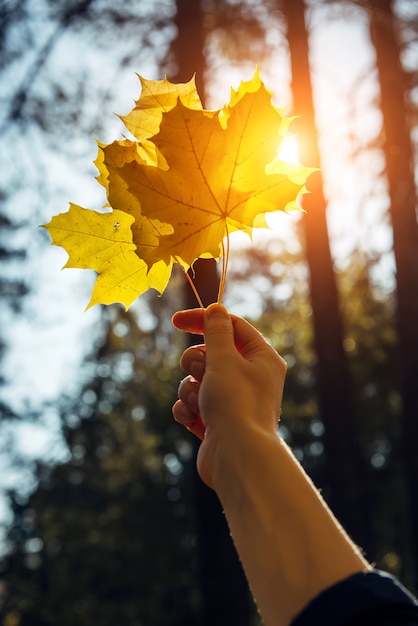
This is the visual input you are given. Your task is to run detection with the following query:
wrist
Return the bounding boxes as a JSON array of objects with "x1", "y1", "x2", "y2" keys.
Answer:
[{"x1": 210, "y1": 423, "x2": 283, "y2": 501}]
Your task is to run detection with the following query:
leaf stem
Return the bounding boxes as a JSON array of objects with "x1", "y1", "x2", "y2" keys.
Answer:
[
  {"x1": 218, "y1": 225, "x2": 230, "y2": 304},
  {"x1": 180, "y1": 263, "x2": 205, "y2": 309}
]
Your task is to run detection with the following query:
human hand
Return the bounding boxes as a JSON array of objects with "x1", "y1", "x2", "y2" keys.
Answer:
[{"x1": 172, "y1": 303, "x2": 287, "y2": 488}]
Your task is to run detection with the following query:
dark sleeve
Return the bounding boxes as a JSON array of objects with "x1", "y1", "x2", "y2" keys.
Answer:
[{"x1": 290, "y1": 570, "x2": 418, "y2": 626}]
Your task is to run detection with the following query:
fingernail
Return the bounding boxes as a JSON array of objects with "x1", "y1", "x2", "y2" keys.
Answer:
[{"x1": 205, "y1": 303, "x2": 229, "y2": 320}]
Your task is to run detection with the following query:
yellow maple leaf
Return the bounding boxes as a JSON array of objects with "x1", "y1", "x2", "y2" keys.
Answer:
[
  {"x1": 95, "y1": 139, "x2": 174, "y2": 267},
  {"x1": 44, "y1": 68, "x2": 313, "y2": 309},
  {"x1": 111, "y1": 70, "x2": 307, "y2": 271},
  {"x1": 43, "y1": 204, "x2": 171, "y2": 309},
  {"x1": 120, "y1": 75, "x2": 202, "y2": 167}
]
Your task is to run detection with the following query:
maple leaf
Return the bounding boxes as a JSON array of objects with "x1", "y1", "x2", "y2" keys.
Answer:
[
  {"x1": 95, "y1": 139, "x2": 174, "y2": 267},
  {"x1": 122, "y1": 74, "x2": 202, "y2": 143},
  {"x1": 44, "y1": 68, "x2": 313, "y2": 309},
  {"x1": 110, "y1": 70, "x2": 306, "y2": 271},
  {"x1": 43, "y1": 204, "x2": 171, "y2": 309}
]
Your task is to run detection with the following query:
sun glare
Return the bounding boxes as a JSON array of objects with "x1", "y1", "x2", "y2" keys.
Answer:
[{"x1": 278, "y1": 135, "x2": 300, "y2": 164}]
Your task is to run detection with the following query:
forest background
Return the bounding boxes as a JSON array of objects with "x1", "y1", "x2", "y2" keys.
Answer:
[{"x1": 0, "y1": 0, "x2": 418, "y2": 625}]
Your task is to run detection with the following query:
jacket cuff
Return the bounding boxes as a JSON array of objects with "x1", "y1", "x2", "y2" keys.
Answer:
[{"x1": 290, "y1": 570, "x2": 418, "y2": 626}]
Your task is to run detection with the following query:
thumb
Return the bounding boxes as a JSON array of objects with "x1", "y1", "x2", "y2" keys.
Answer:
[{"x1": 204, "y1": 303, "x2": 235, "y2": 364}]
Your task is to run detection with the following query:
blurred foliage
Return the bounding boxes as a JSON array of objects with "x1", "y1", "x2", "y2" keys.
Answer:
[
  {"x1": 203, "y1": 0, "x2": 285, "y2": 64},
  {"x1": 0, "y1": 0, "x2": 176, "y2": 138},
  {"x1": 0, "y1": 212, "x2": 29, "y2": 404}
]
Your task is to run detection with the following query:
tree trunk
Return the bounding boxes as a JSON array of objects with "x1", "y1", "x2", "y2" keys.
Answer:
[
  {"x1": 368, "y1": 0, "x2": 418, "y2": 589},
  {"x1": 281, "y1": 0, "x2": 370, "y2": 551},
  {"x1": 171, "y1": 1, "x2": 251, "y2": 622}
]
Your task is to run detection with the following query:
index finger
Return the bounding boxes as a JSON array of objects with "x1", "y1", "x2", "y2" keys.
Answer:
[{"x1": 172, "y1": 306, "x2": 271, "y2": 360}]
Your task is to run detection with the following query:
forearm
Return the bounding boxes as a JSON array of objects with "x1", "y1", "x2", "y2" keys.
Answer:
[{"x1": 212, "y1": 426, "x2": 370, "y2": 626}]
